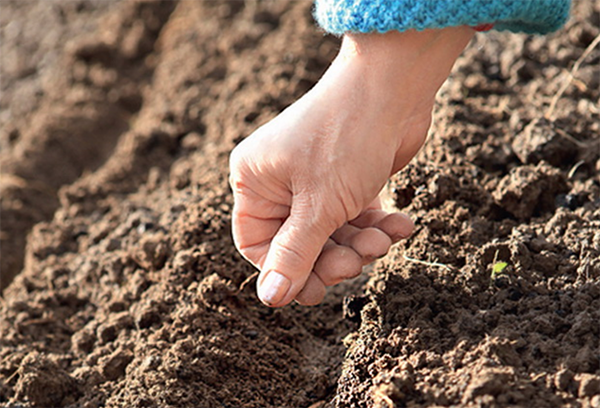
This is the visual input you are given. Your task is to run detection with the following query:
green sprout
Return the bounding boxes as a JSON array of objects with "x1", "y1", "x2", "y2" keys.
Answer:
[
  {"x1": 489, "y1": 250, "x2": 510, "y2": 287},
  {"x1": 490, "y1": 262, "x2": 508, "y2": 286},
  {"x1": 491, "y1": 261, "x2": 508, "y2": 280}
]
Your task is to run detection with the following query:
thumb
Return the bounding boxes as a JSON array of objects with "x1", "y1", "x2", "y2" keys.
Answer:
[{"x1": 257, "y1": 201, "x2": 335, "y2": 307}]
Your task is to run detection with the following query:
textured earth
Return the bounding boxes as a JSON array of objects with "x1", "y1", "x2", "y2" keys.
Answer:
[{"x1": 1, "y1": 1, "x2": 598, "y2": 407}]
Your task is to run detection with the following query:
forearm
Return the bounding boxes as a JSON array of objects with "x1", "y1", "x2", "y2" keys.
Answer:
[
  {"x1": 337, "y1": 27, "x2": 474, "y2": 109},
  {"x1": 309, "y1": 26, "x2": 473, "y2": 156}
]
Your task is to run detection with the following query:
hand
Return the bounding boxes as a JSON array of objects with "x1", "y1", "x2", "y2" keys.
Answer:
[{"x1": 229, "y1": 27, "x2": 474, "y2": 307}]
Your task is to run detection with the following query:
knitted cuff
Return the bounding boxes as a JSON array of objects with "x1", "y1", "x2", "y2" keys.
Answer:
[{"x1": 314, "y1": 0, "x2": 571, "y2": 35}]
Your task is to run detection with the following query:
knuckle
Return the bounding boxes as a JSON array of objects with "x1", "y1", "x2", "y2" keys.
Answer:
[
  {"x1": 294, "y1": 196, "x2": 344, "y2": 235},
  {"x1": 274, "y1": 240, "x2": 307, "y2": 269},
  {"x1": 229, "y1": 144, "x2": 243, "y2": 170}
]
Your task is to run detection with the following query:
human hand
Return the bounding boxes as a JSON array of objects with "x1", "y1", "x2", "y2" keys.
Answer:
[{"x1": 230, "y1": 27, "x2": 474, "y2": 307}]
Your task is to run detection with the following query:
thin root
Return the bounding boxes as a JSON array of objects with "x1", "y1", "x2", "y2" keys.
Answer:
[
  {"x1": 568, "y1": 160, "x2": 586, "y2": 179},
  {"x1": 403, "y1": 255, "x2": 453, "y2": 272},
  {"x1": 237, "y1": 271, "x2": 259, "y2": 294}
]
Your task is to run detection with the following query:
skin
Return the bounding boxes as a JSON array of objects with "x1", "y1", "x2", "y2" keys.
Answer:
[{"x1": 229, "y1": 26, "x2": 475, "y2": 307}]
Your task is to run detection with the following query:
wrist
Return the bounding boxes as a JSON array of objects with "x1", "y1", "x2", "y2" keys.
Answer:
[
  {"x1": 338, "y1": 26, "x2": 474, "y2": 96},
  {"x1": 305, "y1": 26, "x2": 472, "y2": 155},
  {"x1": 324, "y1": 27, "x2": 473, "y2": 146}
]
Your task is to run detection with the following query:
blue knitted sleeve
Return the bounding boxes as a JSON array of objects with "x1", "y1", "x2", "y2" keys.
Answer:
[{"x1": 314, "y1": 0, "x2": 571, "y2": 35}]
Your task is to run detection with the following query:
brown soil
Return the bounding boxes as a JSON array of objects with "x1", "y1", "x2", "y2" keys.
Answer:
[{"x1": 0, "y1": 1, "x2": 598, "y2": 407}]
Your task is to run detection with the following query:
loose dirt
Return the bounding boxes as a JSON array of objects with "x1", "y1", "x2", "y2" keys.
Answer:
[{"x1": 1, "y1": 1, "x2": 598, "y2": 407}]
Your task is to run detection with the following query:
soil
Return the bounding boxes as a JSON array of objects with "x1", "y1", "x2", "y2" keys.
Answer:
[{"x1": 0, "y1": 1, "x2": 598, "y2": 408}]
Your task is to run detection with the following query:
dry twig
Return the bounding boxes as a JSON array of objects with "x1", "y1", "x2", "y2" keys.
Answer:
[
  {"x1": 546, "y1": 33, "x2": 600, "y2": 120},
  {"x1": 554, "y1": 127, "x2": 592, "y2": 148}
]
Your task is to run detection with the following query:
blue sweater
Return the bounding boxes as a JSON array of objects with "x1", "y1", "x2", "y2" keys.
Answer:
[{"x1": 314, "y1": 0, "x2": 571, "y2": 35}]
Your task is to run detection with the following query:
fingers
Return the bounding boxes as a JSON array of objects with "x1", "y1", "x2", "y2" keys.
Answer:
[
  {"x1": 313, "y1": 240, "x2": 363, "y2": 286},
  {"x1": 294, "y1": 239, "x2": 363, "y2": 305},
  {"x1": 236, "y1": 204, "x2": 414, "y2": 308},
  {"x1": 294, "y1": 273, "x2": 326, "y2": 306},
  {"x1": 332, "y1": 224, "x2": 392, "y2": 263},
  {"x1": 352, "y1": 228, "x2": 393, "y2": 263},
  {"x1": 230, "y1": 184, "x2": 290, "y2": 270},
  {"x1": 231, "y1": 208, "x2": 283, "y2": 272},
  {"x1": 295, "y1": 212, "x2": 412, "y2": 304},
  {"x1": 350, "y1": 210, "x2": 414, "y2": 243},
  {"x1": 374, "y1": 212, "x2": 414, "y2": 243},
  {"x1": 233, "y1": 215, "x2": 281, "y2": 257},
  {"x1": 232, "y1": 180, "x2": 414, "y2": 308},
  {"x1": 349, "y1": 208, "x2": 387, "y2": 229},
  {"x1": 257, "y1": 203, "x2": 335, "y2": 307},
  {"x1": 331, "y1": 211, "x2": 413, "y2": 266}
]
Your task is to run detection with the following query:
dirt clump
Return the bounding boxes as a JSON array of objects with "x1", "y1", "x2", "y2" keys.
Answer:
[{"x1": 12, "y1": 352, "x2": 80, "y2": 407}]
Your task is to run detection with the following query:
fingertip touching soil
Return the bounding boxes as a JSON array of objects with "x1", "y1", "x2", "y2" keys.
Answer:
[{"x1": 1, "y1": 1, "x2": 598, "y2": 407}]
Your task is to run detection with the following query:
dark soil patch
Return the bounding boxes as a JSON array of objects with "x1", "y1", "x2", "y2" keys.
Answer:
[{"x1": 1, "y1": 1, "x2": 598, "y2": 407}]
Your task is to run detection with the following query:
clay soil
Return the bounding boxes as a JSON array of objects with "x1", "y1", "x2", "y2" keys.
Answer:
[{"x1": 1, "y1": 1, "x2": 598, "y2": 407}]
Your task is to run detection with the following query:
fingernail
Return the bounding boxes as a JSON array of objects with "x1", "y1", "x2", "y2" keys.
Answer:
[{"x1": 258, "y1": 271, "x2": 290, "y2": 306}]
